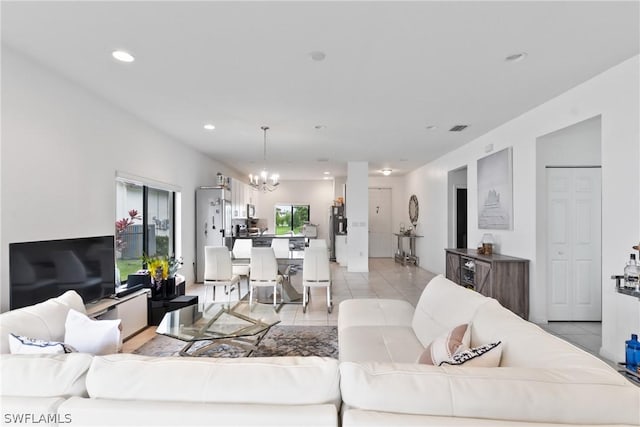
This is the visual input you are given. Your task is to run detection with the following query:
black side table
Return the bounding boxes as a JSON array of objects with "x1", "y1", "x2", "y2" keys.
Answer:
[{"x1": 148, "y1": 295, "x2": 199, "y2": 326}]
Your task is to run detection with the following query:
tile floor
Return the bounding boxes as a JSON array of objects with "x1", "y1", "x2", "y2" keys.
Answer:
[
  {"x1": 537, "y1": 321, "x2": 603, "y2": 356},
  {"x1": 124, "y1": 258, "x2": 613, "y2": 367}
]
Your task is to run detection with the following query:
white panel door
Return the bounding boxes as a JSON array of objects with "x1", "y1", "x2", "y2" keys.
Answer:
[
  {"x1": 368, "y1": 188, "x2": 392, "y2": 258},
  {"x1": 547, "y1": 168, "x2": 601, "y2": 321}
]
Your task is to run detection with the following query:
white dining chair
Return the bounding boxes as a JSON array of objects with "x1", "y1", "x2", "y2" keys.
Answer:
[
  {"x1": 231, "y1": 239, "x2": 252, "y2": 292},
  {"x1": 270, "y1": 238, "x2": 291, "y2": 258},
  {"x1": 203, "y1": 246, "x2": 241, "y2": 306},
  {"x1": 309, "y1": 239, "x2": 327, "y2": 249},
  {"x1": 249, "y1": 247, "x2": 283, "y2": 311},
  {"x1": 302, "y1": 246, "x2": 332, "y2": 313}
]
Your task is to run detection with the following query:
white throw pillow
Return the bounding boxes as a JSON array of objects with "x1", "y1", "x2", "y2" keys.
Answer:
[
  {"x1": 8, "y1": 333, "x2": 76, "y2": 354},
  {"x1": 417, "y1": 324, "x2": 471, "y2": 365},
  {"x1": 64, "y1": 309, "x2": 121, "y2": 355}
]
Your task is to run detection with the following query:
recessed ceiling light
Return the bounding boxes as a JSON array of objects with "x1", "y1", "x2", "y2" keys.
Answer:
[
  {"x1": 310, "y1": 51, "x2": 326, "y2": 61},
  {"x1": 203, "y1": 124, "x2": 215, "y2": 130},
  {"x1": 505, "y1": 52, "x2": 527, "y2": 62},
  {"x1": 112, "y1": 50, "x2": 135, "y2": 63},
  {"x1": 323, "y1": 171, "x2": 330, "y2": 175},
  {"x1": 323, "y1": 176, "x2": 331, "y2": 180},
  {"x1": 425, "y1": 125, "x2": 437, "y2": 130},
  {"x1": 381, "y1": 169, "x2": 392, "y2": 176}
]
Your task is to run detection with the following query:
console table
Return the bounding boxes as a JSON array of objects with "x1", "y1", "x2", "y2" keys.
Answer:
[
  {"x1": 85, "y1": 289, "x2": 148, "y2": 340},
  {"x1": 394, "y1": 233, "x2": 423, "y2": 266},
  {"x1": 445, "y1": 248, "x2": 529, "y2": 319}
]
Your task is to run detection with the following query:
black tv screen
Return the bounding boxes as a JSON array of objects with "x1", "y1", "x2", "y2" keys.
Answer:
[{"x1": 9, "y1": 235, "x2": 116, "y2": 309}]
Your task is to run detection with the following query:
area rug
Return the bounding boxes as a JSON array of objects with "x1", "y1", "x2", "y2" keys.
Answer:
[{"x1": 133, "y1": 325, "x2": 338, "y2": 359}]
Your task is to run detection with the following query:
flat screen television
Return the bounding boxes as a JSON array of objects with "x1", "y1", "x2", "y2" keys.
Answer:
[{"x1": 9, "y1": 235, "x2": 116, "y2": 310}]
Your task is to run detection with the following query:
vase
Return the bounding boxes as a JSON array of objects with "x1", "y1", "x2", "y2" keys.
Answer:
[{"x1": 165, "y1": 276, "x2": 176, "y2": 298}]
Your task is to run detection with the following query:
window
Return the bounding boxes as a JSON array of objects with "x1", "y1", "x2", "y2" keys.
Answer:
[
  {"x1": 275, "y1": 205, "x2": 310, "y2": 235},
  {"x1": 115, "y1": 179, "x2": 177, "y2": 283}
]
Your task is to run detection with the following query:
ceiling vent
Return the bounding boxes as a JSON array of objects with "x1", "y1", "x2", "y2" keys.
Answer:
[{"x1": 449, "y1": 125, "x2": 468, "y2": 132}]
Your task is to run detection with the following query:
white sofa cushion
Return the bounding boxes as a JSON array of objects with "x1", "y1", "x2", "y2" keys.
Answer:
[
  {"x1": 87, "y1": 354, "x2": 341, "y2": 408},
  {"x1": 340, "y1": 326, "x2": 424, "y2": 363},
  {"x1": 342, "y1": 409, "x2": 592, "y2": 426},
  {"x1": 59, "y1": 397, "x2": 338, "y2": 426},
  {"x1": 0, "y1": 353, "x2": 92, "y2": 398},
  {"x1": 1, "y1": 396, "x2": 68, "y2": 424},
  {"x1": 411, "y1": 275, "x2": 490, "y2": 347},
  {"x1": 0, "y1": 290, "x2": 86, "y2": 354},
  {"x1": 340, "y1": 361, "x2": 640, "y2": 425},
  {"x1": 338, "y1": 299, "x2": 415, "y2": 329},
  {"x1": 470, "y1": 299, "x2": 610, "y2": 370}
]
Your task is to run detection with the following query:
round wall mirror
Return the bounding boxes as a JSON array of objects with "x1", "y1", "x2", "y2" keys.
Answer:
[{"x1": 409, "y1": 194, "x2": 419, "y2": 226}]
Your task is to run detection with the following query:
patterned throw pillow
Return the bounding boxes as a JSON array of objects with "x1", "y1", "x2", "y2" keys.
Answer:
[
  {"x1": 440, "y1": 341, "x2": 503, "y2": 367},
  {"x1": 8, "y1": 333, "x2": 76, "y2": 354},
  {"x1": 417, "y1": 324, "x2": 470, "y2": 365}
]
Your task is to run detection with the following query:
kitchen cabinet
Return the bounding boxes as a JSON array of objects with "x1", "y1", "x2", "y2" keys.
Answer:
[
  {"x1": 445, "y1": 248, "x2": 529, "y2": 319},
  {"x1": 231, "y1": 179, "x2": 255, "y2": 219}
]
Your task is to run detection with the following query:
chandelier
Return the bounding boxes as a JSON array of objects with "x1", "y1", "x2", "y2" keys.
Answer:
[{"x1": 249, "y1": 126, "x2": 280, "y2": 192}]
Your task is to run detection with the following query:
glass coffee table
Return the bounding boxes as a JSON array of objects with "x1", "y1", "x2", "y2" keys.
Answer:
[{"x1": 156, "y1": 301, "x2": 280, "y2": 357}]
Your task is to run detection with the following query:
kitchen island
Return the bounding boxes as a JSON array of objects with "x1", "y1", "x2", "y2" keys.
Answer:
[{"x1": 233, "y1": 234, "x2": 307, "y2": 250}]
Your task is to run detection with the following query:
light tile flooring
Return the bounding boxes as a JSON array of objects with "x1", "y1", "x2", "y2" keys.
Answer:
[
  {"x1": 124, "y1": 258, "x2": 611, "y2": 367},
  {"x1": 538, "y1": 321, "x2": 603, "y2": 356},
  {"x1": 123, "y1": 258, "x2": 435, "y2": 352}
]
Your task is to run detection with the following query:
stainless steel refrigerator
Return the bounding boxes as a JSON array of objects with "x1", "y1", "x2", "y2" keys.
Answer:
[
  {"x1": 329, "y1": 205, "x2": 347, "y2": 262},
  {"x1": 195, "y1": 186, "x2": 232, "y2": 282}
]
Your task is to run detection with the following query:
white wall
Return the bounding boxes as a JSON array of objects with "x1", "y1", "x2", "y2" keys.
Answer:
[
  {"x1": 347, "y1": 162, "x2": 369, "y2": 272},
  {"x1": 405, "y1": 56, "x2": 639, "y2": 362},
  {"x1": 253, "y1": 180, "x2": 334, "y2": 242},
  {"x1": 0, "y1": 48, "x2": 241, "y2": 311}
]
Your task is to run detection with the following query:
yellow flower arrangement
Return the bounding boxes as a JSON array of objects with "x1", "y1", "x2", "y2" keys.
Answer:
[{"x1": 147, "y1": 258, "x2": 169, "y2": 281}]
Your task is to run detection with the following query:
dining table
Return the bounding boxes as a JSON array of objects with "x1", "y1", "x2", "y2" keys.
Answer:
[{"x1": 231, "y1": 250, "x2": 304, "y2": 308}]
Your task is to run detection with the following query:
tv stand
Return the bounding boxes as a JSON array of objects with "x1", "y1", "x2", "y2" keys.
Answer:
[
  {"x1": 114, "y1": 283, "x2": 145, "y2": 298},
  {"x1": 85, "y1": 289, "x2": 148, "y2": 340}
]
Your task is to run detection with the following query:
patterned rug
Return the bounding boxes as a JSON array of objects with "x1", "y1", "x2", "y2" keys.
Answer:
[{"x1": 133, "y1": 325, "x2": 338, "y2": 359}]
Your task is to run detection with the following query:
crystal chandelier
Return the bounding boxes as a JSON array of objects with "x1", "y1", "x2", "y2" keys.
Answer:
[{"x1": 249, "y1": 126, "x2": 279, "y2": 192}]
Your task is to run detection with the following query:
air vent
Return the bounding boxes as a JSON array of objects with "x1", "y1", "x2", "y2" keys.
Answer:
[{"x1": 449, "y1": 125, "x2": 468, "y2": 132}]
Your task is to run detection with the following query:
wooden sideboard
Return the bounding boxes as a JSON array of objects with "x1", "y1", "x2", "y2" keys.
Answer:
[{"x1": 445, "y1": 248, "x2": 530, "y2": 319}]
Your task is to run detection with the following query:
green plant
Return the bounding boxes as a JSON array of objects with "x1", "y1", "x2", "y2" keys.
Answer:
[{"x1": 156, "y1": 236, "x2": 169, "y2": 255}]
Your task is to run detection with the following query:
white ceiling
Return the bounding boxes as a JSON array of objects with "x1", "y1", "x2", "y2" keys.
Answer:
[{"x1": 2, "y1": 1, "x2": 638, "y2": 180}]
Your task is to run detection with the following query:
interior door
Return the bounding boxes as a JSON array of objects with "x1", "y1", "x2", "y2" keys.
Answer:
[
  {"x1": 547, "y1": 167, "x2": 602, "y2": 321},
  {"x1": 456, "y1": 188, "x2": 468, "y2": 248},
  {"x1": 368, "y1": 188, "x2": 392, "y2": 257}
]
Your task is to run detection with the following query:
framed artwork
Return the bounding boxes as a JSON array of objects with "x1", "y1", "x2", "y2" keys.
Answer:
[
  {"x1": 477, "y1": 147, "x2": 513, "y2": 230},
  {"x1": 409, "y1": 194, "x2": 419, "y2": 226}
]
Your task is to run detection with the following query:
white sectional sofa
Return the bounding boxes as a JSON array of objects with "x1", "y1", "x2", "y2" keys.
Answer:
[
  {"x1": 0, "y1": 291, "x2": 341, "y2": 427},
  {"x1": 0, "y1": 290, "x2": 86, "y2": 354},
  {"x1": 338, "y1": 274, "x2": 640, "y2": 426},
  {"x1": 2, "y1": 353, "x2": 340, "y2": 426},
  {"x1": 3, "y1": 278, "x2": 639, "y2": 427}
]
